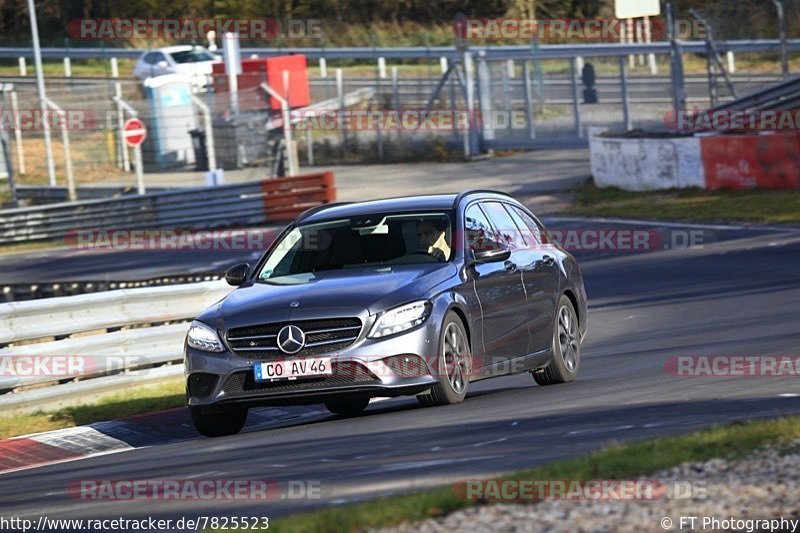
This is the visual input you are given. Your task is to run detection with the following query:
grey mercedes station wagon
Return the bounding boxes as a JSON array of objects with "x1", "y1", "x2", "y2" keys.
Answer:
[{"x1": 185, "y1": 191, "x2": 588, "y2": 436}]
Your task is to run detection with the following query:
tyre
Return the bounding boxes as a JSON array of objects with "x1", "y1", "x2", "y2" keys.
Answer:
[
  {"x1": 324, "y1": 397, "x2": 370, "y2": 416},
  {"x1": 534, "y1": 294, "x2": 581, "y2": 386},
  {"x1": 417, "y1": 311, "x2": 471, "y2": 406},
  {"x1": 189, "y1": 405, "x2": 248, "y2": 437}
]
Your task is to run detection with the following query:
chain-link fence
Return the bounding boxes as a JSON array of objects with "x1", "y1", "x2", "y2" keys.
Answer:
[{"x1": 0, "y1": 33, "x2": 798, "y2": 196}]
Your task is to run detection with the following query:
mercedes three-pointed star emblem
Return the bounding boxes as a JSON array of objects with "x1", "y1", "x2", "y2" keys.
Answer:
[{"x1": 276, "y1": 325, "x2": 305, "y2": 355}]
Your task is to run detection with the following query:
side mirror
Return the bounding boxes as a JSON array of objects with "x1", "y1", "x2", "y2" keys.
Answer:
[
  {"x1": 469, "y1": 247, "x2": 511, "y2": 266},
  {"x1": 157, "y1": 60, "x2": 169, "y2": 69},
  {"x1": 225, "y1": 263, "x2": 250, "y2": 286}
]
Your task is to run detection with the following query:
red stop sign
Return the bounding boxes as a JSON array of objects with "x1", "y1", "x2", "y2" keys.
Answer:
[{"x1": 123, "y1": 118, "x2": 147, "y2": 147}]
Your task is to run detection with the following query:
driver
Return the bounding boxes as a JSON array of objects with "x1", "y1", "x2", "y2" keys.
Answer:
[{"x1": 416, "y1": 219, "x2": 451, "y2": 261}]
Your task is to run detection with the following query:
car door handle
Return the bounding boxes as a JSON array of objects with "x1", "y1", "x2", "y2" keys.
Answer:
[
  {"x1": 541, "y1": 255, "x2": 555, "y2": 267},
  {"x1": 504, "y1": 260, "x2": 517, "y2": 272}
]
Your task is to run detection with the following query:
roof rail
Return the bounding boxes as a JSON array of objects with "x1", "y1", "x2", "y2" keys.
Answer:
[
  {"x1": 295, "y1": 202, "x2": 353, "y2": 223},
  {"x1": 452, "y1": 189, "x2": 514, "y2": 208}
]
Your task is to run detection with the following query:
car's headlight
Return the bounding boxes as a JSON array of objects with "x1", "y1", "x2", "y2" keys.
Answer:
[
  {"x1": 187, "y1": 321, "x2": 224, "y2": 353},
  {"x1": 368, "y1": 300, "x2": 432, "y2": 339}
]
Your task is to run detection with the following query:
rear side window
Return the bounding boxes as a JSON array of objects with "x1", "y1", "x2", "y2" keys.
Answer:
[
  {"x1": 480, "y1": 202, "x2": 526, "y2": 250},
  {"x1": 509, "y1": 205, "x2": 543, "y2": 246},
  {"x1": 464, "y1": 204, "x2": 503, "y2": 253},
  {"x1": 144, "y1": 52, "x2": 166, "y2": 65}
]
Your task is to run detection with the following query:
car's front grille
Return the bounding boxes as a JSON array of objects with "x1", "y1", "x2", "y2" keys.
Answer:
[
  {"x1": 225, "y1": 318, "x2": 362, "y2": 359},
  {"x1": 221, "y1": 361, "x2": 378, "y2": 397}
]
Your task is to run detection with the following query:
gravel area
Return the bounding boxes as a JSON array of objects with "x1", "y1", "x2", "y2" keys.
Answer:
[{"x1": 377, "y1": 442, "x2": 800, "y2": 533}]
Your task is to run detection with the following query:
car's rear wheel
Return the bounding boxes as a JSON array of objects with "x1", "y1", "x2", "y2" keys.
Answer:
[
  {"x1": 324, "y1": 397, "x2": 370, "y2": 416},
  {"x1": 189, "y1": 405, "x2": 248, "y2": 437},
  {"x1": 534, "y1": 294, "x2": 581, "y2": 386},
  {"x1": 418, "y1": 311, "x2": 471, "y2": 406}
]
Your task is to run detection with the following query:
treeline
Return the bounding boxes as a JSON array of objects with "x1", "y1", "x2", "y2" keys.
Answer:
[{"x1": 0, "y1": 0, "x2": 795, "y2": 46}]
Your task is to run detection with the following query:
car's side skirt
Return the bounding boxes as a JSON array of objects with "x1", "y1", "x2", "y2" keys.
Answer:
[{"x1": 469, "y1": 348, "x2": 552, "y2": 382}]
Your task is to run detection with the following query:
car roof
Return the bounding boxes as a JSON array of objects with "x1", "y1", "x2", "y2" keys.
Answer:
[
  {"x1": 297, "y1": 190, "x2": 518, "y2": 225},
  {"x1": 157, "y1": 45, "x2": 197, "y2": 54}
]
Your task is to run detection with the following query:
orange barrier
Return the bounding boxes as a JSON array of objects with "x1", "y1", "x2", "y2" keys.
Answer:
[
  {"x1": 260, "y1": 172, "x2": 337, "y2": 221},
  {"x1": 700, "y1": 132, "x2": 800, "y2": 190}
]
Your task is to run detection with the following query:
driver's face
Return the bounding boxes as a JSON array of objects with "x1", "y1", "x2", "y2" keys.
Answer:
[{"x1": 417, "y1": 222, "x2": 441, "y2": 248}]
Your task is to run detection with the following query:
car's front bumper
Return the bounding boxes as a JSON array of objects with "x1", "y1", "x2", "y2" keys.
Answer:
[{"x1": 185, "y1": 318, "x2": 442, "y2": 407}]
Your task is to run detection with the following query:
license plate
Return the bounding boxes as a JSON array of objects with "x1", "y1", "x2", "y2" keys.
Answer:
[{"x1": 254, "y1": 357, "x2": 332, "y2": 382}]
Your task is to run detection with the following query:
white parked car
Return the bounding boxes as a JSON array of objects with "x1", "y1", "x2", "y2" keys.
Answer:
[{"x1": 133, "y1": 45, "x2": 221, "y2": 90}]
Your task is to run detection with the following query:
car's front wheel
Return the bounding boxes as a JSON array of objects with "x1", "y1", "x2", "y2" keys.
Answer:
[
  {"x1": 324, "y1": 397, "x2": 370, "y2": 416},
  {"x1": 533, "y1": 294, "x2": 581, "y2": 386},
  {"x1": 189, "y1": 405, "x2": 248, "y2": 437},
  {"x1": 418, "y1": 311, "x2": 471, "y2": 406}
]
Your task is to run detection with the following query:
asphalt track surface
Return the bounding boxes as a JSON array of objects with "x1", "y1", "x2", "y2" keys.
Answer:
[{"x1": 2, "y1": 217, "x2": 800, "y2": 526}]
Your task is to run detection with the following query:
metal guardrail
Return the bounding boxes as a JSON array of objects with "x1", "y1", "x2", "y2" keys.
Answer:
[
  {"x1": 0, "y1": 280, "x2": 230, "y2": 344},
  {"x1": 709, "y1": 74, "x2": 800, "y2": 111},
  {"x1": 2, "y1": 274, "x2": 224, "y2": 302},
  {"x1": 0, "y1": 279, "x2": 233, "y2": 392},
  {"x1": 0, "y1": 39, "x2": 799, "y2": 61},
  {"x1": 0, "y1": 172, "x2": 335, "y2": 244},
  {"x1": 0, "y1": 364, "x2": 184, "y2": 414},
  {"x1": 0, "y1": 323, "x2": 190, "y2": 391},
  {"x1": 14, "y1": 185, "x2": 173, "y2": 203}
]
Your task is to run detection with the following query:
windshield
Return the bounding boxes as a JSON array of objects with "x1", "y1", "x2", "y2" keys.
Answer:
[
  {"x1": 170, "y1": 47, "x2": 215, "y2": 63},
  {"x1": 258, "y1": 212, "x2": 453, "y2": 281}
]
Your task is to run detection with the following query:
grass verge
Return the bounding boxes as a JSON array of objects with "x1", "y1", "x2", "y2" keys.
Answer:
[
  {"x1": 266, "y1": 415, "x2": 800, "y2": 533},
  {"x1": 0, "y1": 378, "x2": 184, "y2": 440},
  {"x1": 568, "y1": 182, "x2": 800, "y2": 224}
]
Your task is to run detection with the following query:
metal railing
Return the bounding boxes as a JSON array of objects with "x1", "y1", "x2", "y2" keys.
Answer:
[
  {"x1": 0, "y1": 279, "x2": 232, "y2": 393},
  {"x1": 0, "y1": 39, "x2": 800, "y2": 60},
  {"x1": 0, "y1": 172, "x2": 335, "y2": 244}
]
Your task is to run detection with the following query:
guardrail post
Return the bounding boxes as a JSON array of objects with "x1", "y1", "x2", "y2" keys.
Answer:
[
  {"x1": 44, "y1": 98, "x2": 76, "y2": 201},
  {"x1": 636, "y1": 19, "x2": 645, "y2": 65},
  {"x1": 319, "y1": 57, "x2": 327, "y2": 78},
  {"x1": 305, "y1": 128, "x2": 314, "y2": 166},
  {"x1": 18, "y1": 57, "x2": 26, "y2": 76},
  {"x1": 63, "y1": 57, "x2": 71, "y2": 77},
  {"x1": 570, "y1": 57, "x2": 583, "y2": 138},
  {"x1": 644, "y1": 16, "x2": 658, "y2": 74},
  {"x1": 440, "y1": 57, "x2": 448, "y2": 74},
  {"x1": 667, "y1": 0, "x2": 687, "y2": 114},
  {"x1": 501, "y1": 60, "x2": 512, "y2": 116},
  {"x1": 374, "y1": 58, "x2": 384, "y2": 162},
  {"x1": 626, "y1": 19, "x2": 635, "y2": 69},
  {"x1": 392, "y1": 66, "x2": 401, "y2": 141},
  {"x1": 506, "y1": 59, "x2": 515, "y2": 79},
  {"x1": 111, "y1": 57, "x2": 130, "y2": 172},
  {"x1": 336, "y1": 68, "x2": 347, "y2": 147},
  {"x1": 378, "y1": 57, "x2": 387, "y2": 79},
  {"x1": 191, "y1": 95, "x2": 216, "y2": 173},
  {"x1": 476, "y1": 53, "x2": 494, "y2": 144},
  {"x1": 523, "y1": 61, "x2": 536, "y2": 140},
  {"x1": 260, "y1": 81, "x2": 298, "y2": 176},
  {"x1": 7, "y1": 87, "x2": 25, "y2": 174},
  {"x1": 727, "y1": 51, "x2": 736, "y2": 73},
  {"x1": 463, "y1": 51, "x2": 478, "y2": 157},
  {"x1": 774, "y1": 0, "x2": 789, "y2": 78},
  {"x1": 619, "y1": 56, "x2": 632, "y2": 131}
]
